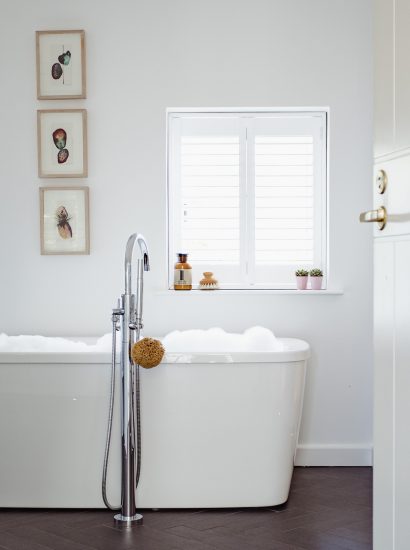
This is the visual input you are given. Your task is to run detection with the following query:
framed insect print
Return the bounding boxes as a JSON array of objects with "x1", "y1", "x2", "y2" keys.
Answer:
[
  {"x1": 40, "y1": 187, "x2": 90, "y2": 255},
  {"x1": 36, "y1": 30, "x2": 86, "y2": 99},
  {"x1": 37, "y1": 109, "x2": 87, "y2": 178}
]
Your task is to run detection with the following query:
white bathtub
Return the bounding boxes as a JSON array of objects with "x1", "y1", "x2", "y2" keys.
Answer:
[{"x1": 0, "y1": 338, "x2": 309, "y2": 508}]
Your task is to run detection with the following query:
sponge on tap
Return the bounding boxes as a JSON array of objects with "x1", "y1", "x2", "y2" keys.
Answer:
[{"x1": 131, "y1": 337, "x2": 165, "y2": 369}]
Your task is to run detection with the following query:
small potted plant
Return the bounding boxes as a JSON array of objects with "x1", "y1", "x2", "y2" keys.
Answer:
[
  {"x1": 309, "y1": 268, "x2": 323, "y2": 290},
  {"x1": 295, "y1": 269, "x2": 309, "y2": 290}
]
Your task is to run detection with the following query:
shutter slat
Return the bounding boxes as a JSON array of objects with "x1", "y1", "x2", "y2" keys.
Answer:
[
  {"x1": 182, "y1": 176, "x2": 239, "y2": 187},
  {"x1": 184, "y1": 198, "x2": 239, "y2": 208},
  {"x1": 182, "y1": 154, "x2": 239, "y2": 166},
  {"x1": 182, "y1": 144, "x2": 239, "y2": 154},
  {"x1": 255, "y1": 154, "x2": 313, "y2": 166},
  {"x1": 256, "y1": 228, "x2": 313, "y2": 239},
  {"x1": 256, "y1": 250, "x2": 313, "y2": 262},
  {"x1": 182, "y1": 136, "x2": 239, "y2": 144},
  {"x1": 183, "y1": 186, "x2": 239, "y2": 198},
  {"x1": 182, "y1": 239, "x2": 240, "y2": 251},
  {"x1": 256, "y1": 219, "x2": 313, "y2": 229},
  {"x1": 182, "y1": 166, "x2": 239, "y2": 176},
  {"x1": 183, "y1": 219, "x2": 240, "y2": 229},
  {"x1": 255, "y1": 187, "x2": 312, "y2": 198},
  {"x1": 255, "y1": 136, "x2": 313, "y2": 144},
  {"x1": 256, "y1": 144, "x2": 313, "y2": 154},
  {"x1": 256, "y1": 165, "x2": 313, "y2": 176},
  {"x1": 256, "y1": 240, "x2": 313, "y2": 251},
  {"x1": 255, "y1": 176, "x2": 313, "y2": 186},
  {"x1": 187, "y1": 251, "x2": 240, "y2": 262},
  {"x1": 255, "y1": 197, "x2": 313, "y2": 208},
  {"x1": 256, "y1": 207, "x2": 313, "y2": 219}
]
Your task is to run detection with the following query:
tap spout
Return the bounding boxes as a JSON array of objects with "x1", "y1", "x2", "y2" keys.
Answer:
[
  {"x1": 137, "y1": 235, "x2": 150, "y2": 272},
  {"x1": 124, "y1": 233, "x2": 150, "y2": 295}
]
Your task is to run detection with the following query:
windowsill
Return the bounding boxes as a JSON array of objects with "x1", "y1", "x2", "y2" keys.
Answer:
[{"x1": 155, "y1": 288, "x2": 344, "y2": 296}]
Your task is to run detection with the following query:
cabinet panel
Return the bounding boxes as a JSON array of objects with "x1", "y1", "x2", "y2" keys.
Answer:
[
  {"x1": 373, "y1": 240, "x2": 395, "y2": 550},
  {"x1": 395, "y1": 239, "x2": 410, "y2": 549},
  {"x1": 374, "y1": 0, "x2": 395, "y2": 157},
  {"x1": 395, "y1": 0, "x2": 410, "y2": 150}
]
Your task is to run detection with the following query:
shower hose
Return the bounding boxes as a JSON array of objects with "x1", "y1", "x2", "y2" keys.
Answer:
[{"x1": 101, "y1": 313, "x2": 142, "y2": 510}]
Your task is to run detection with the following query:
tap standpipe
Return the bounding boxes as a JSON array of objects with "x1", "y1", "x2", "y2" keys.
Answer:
[{"x1": 113, "y1": 234, "x2": 150, "y2": 526}]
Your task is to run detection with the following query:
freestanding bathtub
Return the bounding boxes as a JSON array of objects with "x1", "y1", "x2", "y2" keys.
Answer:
[{"x1": 0, "y1": 337, "x2": 309, "y2": 508}]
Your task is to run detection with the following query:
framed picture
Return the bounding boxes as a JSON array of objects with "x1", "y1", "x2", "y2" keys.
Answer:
[
  {"x1": 36, "y1": 30, "x2": 86, "y2": 99},
  {"x1": 40, "y1": 187, "x2": 90, "y2": 255},
  {"x1": 37, "y1": 109, "x2": 88, "y2": 178}
]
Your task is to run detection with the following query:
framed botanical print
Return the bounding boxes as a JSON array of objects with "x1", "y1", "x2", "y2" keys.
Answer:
[
  {"x1": 40, "y1": 187, "x2": 90, "y2": 255},
  {"x1": 37, "y1": 109, "x2": 88, "y2": 178},
  {"x1": 36, "y1": 30, "x2": 86, "y2": 99}
]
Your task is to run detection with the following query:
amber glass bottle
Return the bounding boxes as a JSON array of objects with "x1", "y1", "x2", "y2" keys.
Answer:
[{"x1": 174, "y1": 253, "x2": 192, "y2": 290}]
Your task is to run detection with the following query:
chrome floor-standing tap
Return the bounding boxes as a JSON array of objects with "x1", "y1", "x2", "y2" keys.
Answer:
[{"x1": 102, "y1": 233, "x2": 150, "y2": 526}]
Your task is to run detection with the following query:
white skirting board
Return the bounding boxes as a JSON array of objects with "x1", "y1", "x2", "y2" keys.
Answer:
[{"x1": 295, "y1": 444, "x2": 373, "y2": 466}]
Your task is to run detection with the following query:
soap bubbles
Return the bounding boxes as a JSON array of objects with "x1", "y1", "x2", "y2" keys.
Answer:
[
  {"x1": 161, "y1": 326, "x2": 282, "y2": 353},
  {"x1": 0, "y1": 327, "x2": 282, "y2": 353},
  {"x1": 0, "y1": 333, "x2": 112, "y2": 353}
]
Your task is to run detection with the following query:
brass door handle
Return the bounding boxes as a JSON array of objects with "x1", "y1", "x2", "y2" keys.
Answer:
[{"x1": 359, "y1": 206, "x2": 386, "y2": 230}]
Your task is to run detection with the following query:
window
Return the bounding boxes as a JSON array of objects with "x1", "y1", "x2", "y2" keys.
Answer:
[{"x1": 167, "y1": 109, "x2": 327, "y2": 289}]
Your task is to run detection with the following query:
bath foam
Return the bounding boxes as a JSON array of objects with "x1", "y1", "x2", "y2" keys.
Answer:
[
  {"x1": 0, "y1": 327, "x2": 282, "y2": 353},
  {"x1": 0, "y1": 333, "x2": 113, "y2": 353},
  {"x1": 161, "y1": 326, "x2": 284, "y2": 353}
]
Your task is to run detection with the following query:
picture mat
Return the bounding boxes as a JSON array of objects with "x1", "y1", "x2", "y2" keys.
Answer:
[
  {"x1": 38, "y1": 32, "x2": 83, "y2": 97},
  {"x1": 39, "y1": 111, "x2": 85, "y2": 176},
  {"x1": 42, "y1": 188, "x2": 88, "y2": 253}
]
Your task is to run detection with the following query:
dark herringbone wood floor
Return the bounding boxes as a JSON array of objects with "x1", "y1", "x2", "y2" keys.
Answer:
[{"x1": 0, "y1": 467, "x2": 372, "y2": 550}]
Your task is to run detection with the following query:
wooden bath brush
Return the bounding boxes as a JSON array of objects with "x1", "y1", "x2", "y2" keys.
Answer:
[
  {"x1": 199, "y1": 272, "x2": 219, "y2": 290},
  {"x1": 131, "y1": 337, "x2": 165, "y2": 369}
]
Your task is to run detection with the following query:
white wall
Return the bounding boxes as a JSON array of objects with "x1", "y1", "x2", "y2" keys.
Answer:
[{"x1": 0, "y1": 0, "x2": 373, "y2": 465}]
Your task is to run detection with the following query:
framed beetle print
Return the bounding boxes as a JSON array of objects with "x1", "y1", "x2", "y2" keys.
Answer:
[
  {"x1": 36, "y1": 30, "x2": 86, "y2": 99},
  {"x1": 37, "y1": 109, "x2": 88, "y2": 178},
  {"x1": 40, "y1": 187, "x2": 90, "y2": 255}
]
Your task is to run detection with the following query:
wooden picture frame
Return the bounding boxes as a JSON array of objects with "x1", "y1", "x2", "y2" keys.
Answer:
[
  {"x1": 40, "y1": 187, "x2": 90, "y2": 255},
  {"x1": 37, "y1": 109, "x2": 88, "y2": 178},
  {"x1": 36, "y1": 30, "x2": 86, "y2": 99}
]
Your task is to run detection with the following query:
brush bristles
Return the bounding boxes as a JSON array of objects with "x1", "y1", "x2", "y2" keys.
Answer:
[{"x1": 199, "y1": 283, "x2": 219, "y2": 290}]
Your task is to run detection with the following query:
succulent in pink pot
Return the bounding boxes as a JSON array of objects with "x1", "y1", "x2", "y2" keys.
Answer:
[
  {"x1": 309, "y1": 268, "x2": 323, "y2": 290},
  {"x1": 295, "y1": 269, "x2": 309, "y2": 290}
]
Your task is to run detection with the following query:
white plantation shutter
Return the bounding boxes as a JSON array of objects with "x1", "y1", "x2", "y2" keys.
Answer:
[{"x1": 168, "y1": 111, "x2": 327, "y2": 289}]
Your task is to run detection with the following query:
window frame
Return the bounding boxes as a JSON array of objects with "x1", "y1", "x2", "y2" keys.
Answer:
[{"x1": 166, "y1": 107, "x2": 329, "y2": 290}]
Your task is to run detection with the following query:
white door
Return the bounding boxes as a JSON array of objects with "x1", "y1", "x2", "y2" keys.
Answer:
[{"x1": 372, "y1": 1, "x2": 410, "y2": 547}]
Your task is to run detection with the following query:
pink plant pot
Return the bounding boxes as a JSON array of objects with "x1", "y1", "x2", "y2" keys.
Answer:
[
  {"x1": 296, "y1": 276, "x2": 308, "y2": 290},
  {"x1": 310, "y1": 276, "x2": 323, "y2": 290}
]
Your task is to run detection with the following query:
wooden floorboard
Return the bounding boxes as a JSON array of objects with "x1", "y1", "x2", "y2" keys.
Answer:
[{"x1": 0, "y1": 467, "x2": 372, "y2": 550}]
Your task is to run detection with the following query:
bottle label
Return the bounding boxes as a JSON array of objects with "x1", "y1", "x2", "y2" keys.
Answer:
[{"x1": 174, "y1": 268, "x2": 192, "y2": 287}]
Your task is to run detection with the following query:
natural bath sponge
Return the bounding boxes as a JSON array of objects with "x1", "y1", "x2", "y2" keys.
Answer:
[{"x1": 131, "y1": 337, "x2": 165, "y2": 369}]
